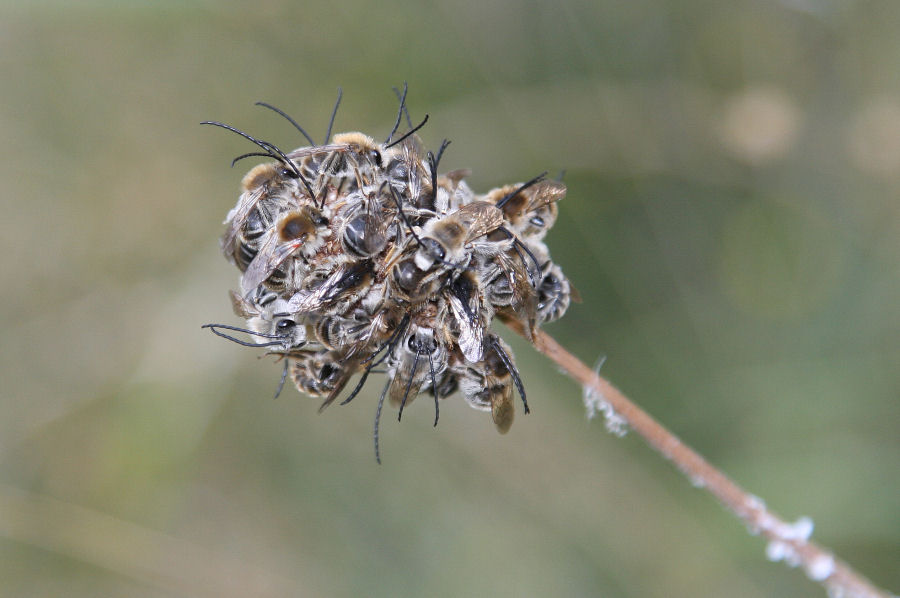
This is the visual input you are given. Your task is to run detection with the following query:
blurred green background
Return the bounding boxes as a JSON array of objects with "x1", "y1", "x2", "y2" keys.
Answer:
[{"x1": 1, "y1": 1, "x2": 897, "y2": 596}]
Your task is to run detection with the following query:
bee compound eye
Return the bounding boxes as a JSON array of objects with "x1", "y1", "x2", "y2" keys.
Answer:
[
  {"x1": 276, "y1": 319, "x2": 296, "y2": 331},
  {"x1": 319, "y1": 363, "x2": 336, "y2": 381},
  {"x1": 541, "y1": 271, "x2": 560, "y2": 290},
  {"x1": 370, "y1": 149, "x2": 382, "y2": 167},
  {"x1": 421, "y1": 237, "x2": 446, "y2": 261},
  {"x1": 280, "y1": 219, "x2": 306, "y2": 241},
  {"x1": 529, "y1": 215, "x2": 545, "y2": 228}
]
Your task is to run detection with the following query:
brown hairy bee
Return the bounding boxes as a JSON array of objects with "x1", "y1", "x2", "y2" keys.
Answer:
[
  {"x1": 204, "y1": 86, "x2": 572, "y2": 461},
  {"x1": 486, "y1": 176, "x2": 565, "y2": 242},
  {"x1": 453, "y1": 334, "x2": 526, "y2": 434},
  {"x1": 240, "y1": 205, "x2": 332, "y2": 294},
  {"x1": 388, "y1": 201, "x2": 507, "y2": 303},
  {"x1": 414, "y1": 201, "x2": 506, "y2": 268},
  {"x1": 225, "y1": 163, "x2": 299, "y2": 272}
]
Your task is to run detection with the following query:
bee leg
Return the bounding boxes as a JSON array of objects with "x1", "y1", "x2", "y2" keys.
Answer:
[
  {"x1": 340, "y1": 314, "x2": 410, "y2": 406},
  {"x1": 497, "y1": 226, "x2": 542, "y2": 289},
  {"x1": 491, "y1": 337, "x2": 529, "y2": 414},
  {"x1": 427, "y1": 352, "x2": 439, "y2": 427},
  {"x1": 339, "y1": 368, "x2": 372, "y2": 407},
  {"x1": 374, "y1": 378, "x2": 391, "y2": 465},
  {"x1": 273, "y1": 358, "x2": 289, "y2": 399},
  {"x1": 512, "y1": 237, "x2": 542, "y2": 288},
  {"x1": 397, "y1": 352, "x2": 420, "y2": 422}
]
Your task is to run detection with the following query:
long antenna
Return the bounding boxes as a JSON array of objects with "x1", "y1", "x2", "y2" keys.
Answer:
[
  {"x1": 324, "y1": 87, "x2": 342, "y2": 144},
  {"x1": 255, "y1": 102, "x2": 316, "y2": 146}
]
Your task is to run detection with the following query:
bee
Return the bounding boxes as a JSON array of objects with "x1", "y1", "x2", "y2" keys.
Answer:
[
  {"x1": 291, "y1": 111, "x2": 430, "y2": 201},
  {"x1": 389, "y1": 251, "x2": 443, "y2": 303},
  {"x1": 239, "y1": 292, "x2": 311, "y2": 351},
  {"x1": 479, "y1": 248, "x2": 539, "y2": 339},
  {"x1": 388, "y1": 201, "x2": 506, "y2": 303},
  {"x1": 285, "y1": 260, "x2": 376, "y2": 318},
  {"x1": 535, "y1": 260, "x2": 576, "y2": 324},
  {"x1": 202, "y1": 289, "x2": 309, "y2": 353},
  {"x1": 486, "y1": 176, "x2": 566, "y2": 242},
  {"x1": 337, "y1": 182, "x2": 399, "y2": 259},
  {"x1": 290, "y1": 132, "x2": 386, "y2": 197},
  {"x1": 223, "y1": 162, "x2": 302, "y2": 271},
  {"x1": 240, "y1": 205, "x2": 331, "y2": 294},
  {"x1": 386, "y1": 322, "x2": 449, "y2": 418},
  {"x1": 415, "y1": 201, "x2": 506, "y2": 267},
  {"x1": 444, "y1": 270, "x2": 492, "y2": 363},
  {"x1": 308, "y1": 301, "x2": 391, "y2": 352},
  {"x1": 454, "y1": 334, "x2": 527, "y2": 434},
  {"x1": 381, "y1": 133, "x2": 434, "y2": 214},
  {"x1": 219, "y1": 136, "x2": 387, "y2": 265},
  {"x1": 248, "y1": 316, "x2": 309, "y2": 353},
  {"x1": 287, "y1": 346, "x2": 357, "y2": 400}
]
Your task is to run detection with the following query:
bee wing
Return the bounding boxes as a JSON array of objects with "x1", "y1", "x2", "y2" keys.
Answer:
[
  {"x1": 229, "y1": 289, "x2": 260, "y2": 318},
  {"x1": 489, "y1": 374, "x2": 515, "y2": 434},
  {"x1": 493, "y1": 251, "x2": 538, "y2": 340},
  {"x1": 222, "y1": 185, "x2": 266, "y2": 253},
  {"x1": 454, "y1": 201, "x2": 505, "y2": 244},
  {"x1": 286, "y1": 267, "x2": 346, "y2": 314},
  {"x1": 525, "y1": 180, "x2": 566, "y2": 212},
  {"x1": 241, "y1": 229, "x2": 303, "y2": 294},
  {"x1": 397, "y1": 136, "x2": 427, "y2": 199},
  {"x1": 285, "y1": 143, "x2": 353, "y2": 160},
  {"x1": 400, "y1": 132, "x2": 426, "y2": 156},
  {"x1": 286, "y1": 261, "x2": 371, "y2": 314},
  {"x1": 359, "y1": 194, "x2": 390, "y2": 254},
  {"x1": 446, "y1": 275, "x2": 486, "y2": 363},
  {"x1": 570, "y1": 281, "x2": 582, "y2": 303},
  {"x1": 501, "y1": 251, "x2": 538, "y2": 315},
  {"x1": 443, "y1": 169, "x2": 471, "y2": 185},
  {"x1": 388, "y1": 368, "x2": 424, "y2": 408}
]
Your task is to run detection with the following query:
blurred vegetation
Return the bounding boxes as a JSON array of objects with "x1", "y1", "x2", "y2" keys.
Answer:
[{"x1": 1, "y1": 1, "x2": 898, "y2": 596}]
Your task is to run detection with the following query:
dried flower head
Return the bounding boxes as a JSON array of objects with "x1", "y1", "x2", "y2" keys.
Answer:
[{"x1": 204, "y1": 86, "x2": 573, "y2": 461}]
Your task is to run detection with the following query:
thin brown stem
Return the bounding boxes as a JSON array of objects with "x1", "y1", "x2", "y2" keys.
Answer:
[{"x1": 515, "y1": 324, "x2": 893, "y2": 598}]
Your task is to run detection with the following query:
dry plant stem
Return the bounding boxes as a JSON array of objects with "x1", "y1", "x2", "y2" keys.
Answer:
[{"x1": 519, "y1": 326, "x2": 893, "y2": 598}]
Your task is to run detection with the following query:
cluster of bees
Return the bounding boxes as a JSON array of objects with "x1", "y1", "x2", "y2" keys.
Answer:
[{"x1": 204, "y1": 89, "x2": 574, "y2": 460}]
